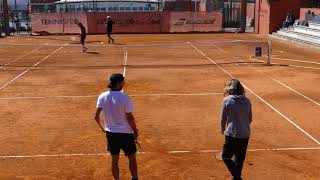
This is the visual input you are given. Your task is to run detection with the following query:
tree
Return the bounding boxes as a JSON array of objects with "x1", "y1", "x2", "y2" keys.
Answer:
[
  {"x1": 240, "y1": 0, "x2": 247, "y2": 32},
  {"x1": 229, "y1": 0, "x2": 233, "y2": 23},
  {"x1": 3, "y1": 0, "x2": 10, "y2": 35}
]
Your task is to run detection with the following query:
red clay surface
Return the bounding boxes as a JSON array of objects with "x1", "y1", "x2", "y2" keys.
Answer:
[{"x1": 0, "y1": 34, "x2": 319, "y2": 179}]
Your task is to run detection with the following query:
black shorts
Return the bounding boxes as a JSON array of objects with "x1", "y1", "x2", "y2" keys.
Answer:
[
  {"x1": 80, "y1": 35, "x2": 86, "y2": 44},
  {"x1": 106, "y1": 132, "x2": 137, "y2": 156},
  {"x1": 107, "y1": 29, "x2": 112, "y2": 35}
]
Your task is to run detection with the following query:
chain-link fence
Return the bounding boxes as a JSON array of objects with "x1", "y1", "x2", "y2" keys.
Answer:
[
  {"x1": 27, "y1": 0, "x2": 256, "y2": 34},
  {"x1": 1, "y1": 1, "x2": 31, "y2": 35}
]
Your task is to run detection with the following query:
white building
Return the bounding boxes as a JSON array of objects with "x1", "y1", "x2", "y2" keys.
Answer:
[{"x1": 55, "y1": 0, "x2": 161, "y2": 13}]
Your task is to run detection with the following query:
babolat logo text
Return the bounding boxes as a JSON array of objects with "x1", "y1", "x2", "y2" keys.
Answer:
[
  {"x1": 174, "y1": 18, "x2": 215, "y2": 25},
  {"x1": 41, "y1": 19, "x2": 80, "y2": 25},
  {"x1": 96, "y1": 18, "x2": 160, "y2": 25},
  {"x1": 186, "y1": 19, "x2": 215, "y2": 24}
]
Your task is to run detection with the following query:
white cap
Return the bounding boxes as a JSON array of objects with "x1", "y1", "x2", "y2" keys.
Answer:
[{"x1": 107, "y1": 16, "x2": 110, "y2": 19}]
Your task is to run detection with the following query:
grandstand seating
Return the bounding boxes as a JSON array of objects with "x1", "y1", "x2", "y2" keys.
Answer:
[{"x1": 272, "y1": 20, "x2": 320, "y2": 48}]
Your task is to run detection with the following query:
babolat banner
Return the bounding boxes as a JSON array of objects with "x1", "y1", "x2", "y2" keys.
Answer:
[
  {"x1": 86, "y1": 12, "x2": 169, "y2": 33},
  {"x1": 31, "y1": 12, "x2": 222, "y2": 34},
  {"x1": 169, "y1": 12, "x2": 222, "y2": 32}
]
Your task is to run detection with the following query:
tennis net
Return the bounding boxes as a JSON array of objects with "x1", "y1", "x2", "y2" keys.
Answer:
[{"x1": 0, "y1": 39, "x2": 271, "y2": 70}]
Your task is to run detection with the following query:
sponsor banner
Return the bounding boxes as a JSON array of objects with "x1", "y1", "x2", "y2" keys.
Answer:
[
  {"x1": 169, "y1": 12, "x2": 223, "y2": 32},
  {"x1": 31, "y1": 12, "x2": 222, "y2": 34},
  {"x1": 86, "y1": 12, "x2": 169, "y2": 33},
  {"x1": 31, "y1": 13, "x2": 87, "y2": 34}
]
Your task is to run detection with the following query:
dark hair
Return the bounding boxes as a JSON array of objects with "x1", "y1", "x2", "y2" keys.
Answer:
[
  {"x1": 108, "y1": 73, "x2": 124, "y2": 89},
  {"x1": 224, "y1": 79, "x2": 245, "y2": 96},
  {"x1": 78, "y1": 22, "x2": 82, "y2": 27}
]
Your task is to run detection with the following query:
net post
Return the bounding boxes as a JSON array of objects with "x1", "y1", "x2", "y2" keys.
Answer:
[{"x1": 267, "y1": 39, "x2": 271, "y2": 65}]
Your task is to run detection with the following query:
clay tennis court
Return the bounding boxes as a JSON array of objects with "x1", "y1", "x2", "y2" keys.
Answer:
[{"x1": 0, "y1": 34, "x2": 319, "y2": 179}]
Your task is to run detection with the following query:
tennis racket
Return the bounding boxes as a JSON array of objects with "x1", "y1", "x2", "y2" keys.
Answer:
[{"x1": 135, "y1": 140, "x2": 142, "y2": 152}]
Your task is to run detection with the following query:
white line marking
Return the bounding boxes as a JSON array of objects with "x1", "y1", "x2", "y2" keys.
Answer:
[
  {"x1": 250, "y1": 56, "x2": 320, "y2": 70},
  {"x1": 269, "y1": 147, "x2": 320, "y2": 151},
  {"x1": 286, "y1": 64, "x2": 320, "y2": 70},
  {"x1": 0, "y1": 93, "x2": 224, "y2": 100},
  {"x1": 123, "y1": 47, "x2": 128, "y2": 77},
  {"x1": 210, "y1": 43, "x2": 227, "y2": 53},
  {"x1": 188, "y1": 42, "x2": 320, "y2": 145},
  {"x1": 168, "y1": 151, "x2": 191, "y2": 154},
  {"x1": 0, "y1": 153, "x2": 107, "y2": 158},
  {"x1": 132, "y1": 92, "x2": 223, "y2": 97},
  {"x1": 0, "y1": 45, "x2": 45, "y2": 69},
  {"x1": 212, "y1": 45, "x2": 320, "y2": 107},
  {"x1": 254, "y1": 69, "x2": 320, "y2": 106},
  {"x1": 0, "y1": 95, "x2": 97, "y2": 100},
  {"x1": 271, "y1": 57, "x2": 320, "y2": 65},
  {"x1": 0, "y1": 44, "x2": 67, "y2": 91},
  {"x1": 122, "y1": 48, "x2": 128, "y2": 93},
  {"x1": 214, "y1": 45, "x2": 320, "y2": 106},
  {"x1": 0, "y1": 147, "x2": 319, "y2": 159},
  {"x1": 198, "y1": 150, "x2": 220, "y2": 153}
]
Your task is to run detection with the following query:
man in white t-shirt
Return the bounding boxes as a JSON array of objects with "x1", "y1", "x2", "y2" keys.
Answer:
[{"x1": 94, "y1": 73, "x2": 139, "y2": 180}]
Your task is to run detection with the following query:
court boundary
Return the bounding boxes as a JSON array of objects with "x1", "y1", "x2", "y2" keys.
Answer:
[
  {"x1": 209, "y1": 44, "x2": 320, "y2": 107},
  {"x1": 250, "y1": 56, "x2": 320, "y2": 70},
  {"x1": 270, "y1": 56, "x2": 320, "y2": 65},
  {"x1": 0, "y1": 147, "x2": 319, "y2": 159},
  {"x1": 188, "y1": 41, "x2": 320, "y2": 145},
  {"x1": 0, "y1": 43, "x2": 68, "y2": 91},
  {"x1": 0, "y1": 45, "x2": 45, "y2": 69},
  {"x1": 0, "y1": 92, "x2": 226, "y2": 100}
]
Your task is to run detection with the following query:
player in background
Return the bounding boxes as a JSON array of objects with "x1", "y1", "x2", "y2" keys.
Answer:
[
  {"x1": 78, "y1": 22, "x2": 87, "y2": 52},
  {"x1": 106, "y1": 16, "x2": 115, "y2": 44}
]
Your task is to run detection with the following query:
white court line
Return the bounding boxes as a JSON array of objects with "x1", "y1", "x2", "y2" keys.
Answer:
[
  {"x1": 246, "y1": 147, "x2": 320, "y2": 152},
  {"x1": 0, "y1": 44, "x2": 68, "y2": 91},
  {"x1": 285, "y1": 64, "x2": 320, "y2": 70},
  {"x1": 271, "y1": 57, "x2": 320, "y2": 65},
  {"x1": 211, "y1": 45, "x2": 320, "y2": 107},
  {"x1": 123, "y1": 47, "x2": 128, "y2": 77},
  {"x1": 132, "y1": 92, "x2": 223, "y2": 97},
  {"x1": 0, "y1": 45, "x2": 45, "y2": 69},
  {"x1": 210, "y1": 43, "x2": 227, "y2": 54},
  {"x1": 0, "y1": 95, "x2": 98, "y2": 100},
  {"x1": 0, "y1": 147, "x2": 319, "y2": 159},
  {"x1": 121, "y1": 47, "x2": 128, "y2": 93},
  {"x1": 188, "y1": 42, "x2": 320, "y2": 145},
  {"x1": 253, "y1": 69, "x2": 320, "y2": 107},
  {"x1": 250, "y1": 56, "x2": 320, "y2": 70},
  {"x1": 0, "y1": 92, "x2": 224, "y2": 100}
]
